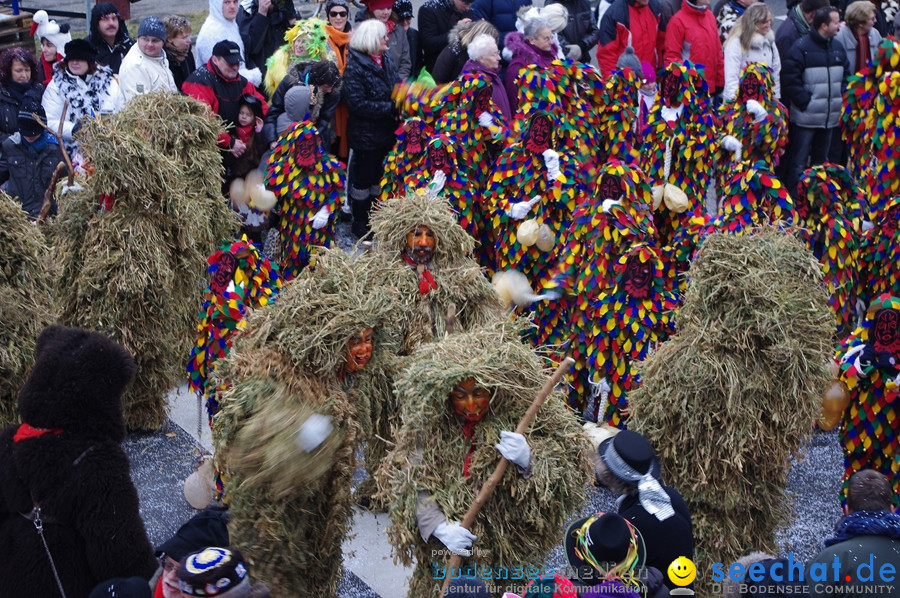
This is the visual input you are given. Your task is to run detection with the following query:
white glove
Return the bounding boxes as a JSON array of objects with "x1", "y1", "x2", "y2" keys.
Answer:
[
  {"x1": 295, "y1": 414, "x2": 333, "y2": 452},
  {"x1": 508, "y1": 195, "x2": 541, "y2": 220},
  {"x1": 566, "y1": 45, "x2": 582, "y2": 61},
  {"x1": 861, "y1": 220, "x2": 874, "y2": 232},
  {"x1": 495, "y1": 430, "x2": 531, "y2": 470},
  {"x1": 432, "y1": 521, "x2": 477, "y2": 556},
  {"x1": 538, "y1": 290, "x2": 561, "y2": 301},
  {"x1": 745, "y1": 99, "x2": 768, "y2": 123},
  {"x1": 428, "y1": 169, "x2": 446, "y2": 195},
  {"x1": 660, "y1": 104, "x2": 683, "y2": 123},
  {"x1": 60, "y1": 181, "x2": 84, "y2": 196},
  {"x1": 542, "y1": 149, "x2": 561, "y2": 180},
  {"x1": 478, "y1": 112, "x2": 495, "y2": 129},
  {"x1": 311, "y1": 205, "x2": 331, "y2": 230},
  {"x1": 721, "y1": 134, "x2": 743, "y2": 162}
]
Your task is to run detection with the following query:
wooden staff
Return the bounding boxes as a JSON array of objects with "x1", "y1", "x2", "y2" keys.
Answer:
[
  {"x1": 445, "y1": 302, "x2": 457, "y2": 335},
  {"x1": 440, "y1": 356, "x2": 575, "y2": 595},
  {"x1": 35, "y1": 162, "x2": 65, "y2": 226},
  {"x1": 33, "y1": 100, "x2": 75, "y2": 186}
]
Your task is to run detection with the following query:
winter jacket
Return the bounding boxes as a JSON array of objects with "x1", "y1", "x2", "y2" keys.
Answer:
[
  {"x1": 838, "y1": 0, "x2": 894, "y2": 37},
  {"x1": 547, "y1": 0, "x2": 603, "y2": 56},
  {"x1": 343, "y1": 48, "x2": 399, "y2": 151},
  {"x1": 664, "y1": 0, "x2": 724, "y2": 91},
  {"x1": 462, "y1": 58, "x2": 512, "y2": 121},
  {"x1": 619, "y1": 485, "x2": 694, "y2": 591},
  {"x1": 471, "y1": 0, "x2": 530, "y2": 48},
  {"x1": 0, "y1": 81, "x2": 43, "y2": 144},
  {"x1": 723, "y1": 30, "x2": 781, "y2": 100},
  {"x1": 596, "y1": 0, "x2": 663, "y2": 78},
  {"x1": 196, "y1": 0, "x2": 263, "y2": 87},
  {"x1": 431, "y1": 25, "x2": 470, "y2": 84},
  {"x1": 354, "y1": 12, "x2": 412, "y2": 80},
  {"x1": 715, "y1": 0, "x2": 745, "y2": 43},
  {"x1": 238, "y1": 0, "x2": 299, "y2": 74},
  {"x1": 183, "y1": 59, "x2": 269, "y2": 149},
  {"x1": 0, "y1": 133, "x2": 63, "y2": 219},
  {"x1": 408, "y1": 27, "x2": 426, "y2": 78},
  {"x1": 418, "y1": 0, "x2": 475, "y2": 71},
  {"x1": 781, "y1": 29, "x2": 848, "y2": 129},
  {"x1": 85, "y1": 4, "x2": 134, "y2": 74},
  {"x1": 42, "y1": 66, "x2": 123, "y2": 148},
  {"x1": 775, "y1": 4, "x2": 813, "y2": 63},
  {"x1": 264, "y1": 60, "x2": 341, "y2": 145},
  {"x1": 165, "y1": 48, "x2": 197, "y2": 91},
  {"x1": 808, "y1": 514, "x2": 900, "y2": 598},
  {"x1": 118, "y1": 44, "x2": 178, "y2": 102},
  {"x1": 504, "y1": 31, "x2": 558, "y2": 111},
  {"x1": 833, "y1": 25, "x2": 882, "y2": 75}
]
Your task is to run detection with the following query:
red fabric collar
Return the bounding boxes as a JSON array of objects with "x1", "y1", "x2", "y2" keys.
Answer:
[
  {"x1": 401, "y1": 254, "x2": 438, "y2": 295},
  {"x1": 461, "y1": 421, "x2": 477, "y2": 478},
  {"x1": 14, "y1": 423, "x2": 64, "y2": 443}
]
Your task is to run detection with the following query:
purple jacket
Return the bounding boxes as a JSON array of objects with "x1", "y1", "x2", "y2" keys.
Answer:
[
  {"x1": 503, "y1": 31, "x2": 558, "y2": 112},
  {"x1": 462, "y1": 58, "x2": 513, "y2": 123}
]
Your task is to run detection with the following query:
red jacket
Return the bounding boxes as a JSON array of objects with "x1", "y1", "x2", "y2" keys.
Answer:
[
  {"x1": 664, "y1": 1, "x2": 724, "y2": 91},
  {"x1": 596, "y1": 0, "x2": 664, "y2": 78},
  {"x1": 182, "y1": 59, "x2": 268, "y2": 149}
]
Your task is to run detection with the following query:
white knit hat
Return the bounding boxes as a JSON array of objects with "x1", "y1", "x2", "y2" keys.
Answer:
[{"x1": 30, "y1": 10, "x2": 73, "y2": 57}]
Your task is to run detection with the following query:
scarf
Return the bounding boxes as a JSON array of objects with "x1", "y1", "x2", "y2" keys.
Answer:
[
  {"x1": 326, "y1": 25, "x2": 351, "y2": 72},
  {"x1": 791, "y1": 4, "x2": 812, "y2": 36},
  {"x1": 401, "y1": 253, "x2": 437, "y2": 294},
  {"x1": 824, "y1": 511, "x2": 900, "y2": 547},
  {"x1": 23, "y1": 132, "x2": 54, "y2": 158},
  {"x1": 856, "y1": 31, "x2": 870, "y2": 72},
  {"x1": 370, "y1": 53, "x2": 383, "y2": 67},
  {"x1": 6, "y1": 80, "x2": 32, "y2": 104},
  {"x1": 13, "y1": 423, "x2": 64, "y2": 442},
  {"x1": 165, "y1": 41, "x2": 191, "y2": 63},
  {"x1": 53, "y1": 65, "x2": 116, "y2": 125},
  {"x1": 603, "y1": 441, "x2": 675, "y2": 521}
]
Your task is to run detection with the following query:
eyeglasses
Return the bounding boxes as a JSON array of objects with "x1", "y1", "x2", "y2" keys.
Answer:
[
  {"x1": 329, "y1": 10, "x2": 348, "y2": 16},
  {"x1": 158, "y1": 555, "x2": 178, "y2": 574}
]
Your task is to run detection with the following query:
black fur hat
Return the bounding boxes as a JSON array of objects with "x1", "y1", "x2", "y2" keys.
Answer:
[{"x1": 17, "y1": 325, "x2": 136, "y2": 442}]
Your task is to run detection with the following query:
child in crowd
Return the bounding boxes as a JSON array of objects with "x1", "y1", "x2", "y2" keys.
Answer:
[{"x1": 229, "y1": 94, "x2": 270, "y2": 242}]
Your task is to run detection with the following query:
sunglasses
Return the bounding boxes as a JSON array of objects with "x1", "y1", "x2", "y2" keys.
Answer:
[{"x1": 329, "y1": 10, "x2": 348, "y2": 16}]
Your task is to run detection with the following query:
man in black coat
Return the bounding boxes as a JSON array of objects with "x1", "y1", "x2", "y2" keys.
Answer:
[
  {"x1": 547, "y1": 0, "x2": 603, "y2": 61},
  {"x1": 418, "y1": 0, "x2": 475, "y2": 72},
  {"x1": 238, "y1": 0, "x2": 299, "y2": 77},
  {"x1": 84, "y1": 2, "x2": 135, "y2": 73},
  {"x1": 0, "y1": 326, "x2": 157, "y2": 598}
]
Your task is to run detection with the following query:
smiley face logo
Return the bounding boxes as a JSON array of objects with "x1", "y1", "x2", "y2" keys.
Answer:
[{"x1": 667, "y1": 556, "x2": 696, "y2": 586}]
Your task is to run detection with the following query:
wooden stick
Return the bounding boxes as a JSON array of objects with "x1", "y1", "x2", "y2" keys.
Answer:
[
  {"x1": 445, "y1": 302, "x2": 457, "y2": 335},
  {"x1": 440, "y1": 356, "x2": 575, "y2": 594},
  {"x1": 33, "y1": 100, "x2": 75, "y2": 186},
  {"x1": 36, "y1": 162, "x2": 65, "y2": 226}
]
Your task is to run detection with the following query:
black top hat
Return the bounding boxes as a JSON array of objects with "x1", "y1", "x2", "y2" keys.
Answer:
[
  {"x1": 598, "y1": 430, "x2": 661, "y2": 480},
  {"x1": 564, "y1": 512, "x2": 645, "y2": 586}
]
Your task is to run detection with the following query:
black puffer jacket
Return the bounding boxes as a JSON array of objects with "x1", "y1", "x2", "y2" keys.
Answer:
[
  {"x1": 0, "y1": 82, "x2": 43, "y2": 145},
  {"x1": 238, "y1": 0, "x2": 299, "y2": 74},
  {"x1": 343, "y1": 48, "x2": 399, "y2": 152},
  {"x1": 781, "y1": 29, "x2": 848, "y2": 129},
  {"x1": 547, "y1": 0, "x2": 602, "y2": 56},
  {"x1": 264, "y1": 60, "x2": 341, "y2": 145},
  {"x1": 0, "y1": 134, "x2": 64, "y2": 219},
  {"x1": 419, "y1": 0, "x2": 475, "y2": 71}
]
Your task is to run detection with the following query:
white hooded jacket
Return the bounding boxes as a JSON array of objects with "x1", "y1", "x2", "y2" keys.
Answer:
[{"x1": 195, "y1": 0, "x2": 263, "y2": 86}]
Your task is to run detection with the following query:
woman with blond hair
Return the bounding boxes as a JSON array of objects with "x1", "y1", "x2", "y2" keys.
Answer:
[
  {"x1": 723, "y1": 2, "x2": 781, "y2": 100},
  {"x1": 835, "y1": 0, "x2": 882, "y2": 74},
  {"x1": 431, "y1": 18, "x2": 498, "y2": 83}
]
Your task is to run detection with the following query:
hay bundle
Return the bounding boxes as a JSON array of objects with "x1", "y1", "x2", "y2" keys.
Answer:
[
  {"x1": 0, "y1": 192, "x2": 56, "y2": 427},
  {"x1": 212, "y1": 248, "x2": 399, "y2": 598},
  {"x1": 627, "y1": 228, "x2": 833, "y2": 584},
  {"x1": 49, "y1": 93, "x2": 239, "y2": 430},
  {"x1": 377, "y1": 322, "x2": 590, "y2": 597}
]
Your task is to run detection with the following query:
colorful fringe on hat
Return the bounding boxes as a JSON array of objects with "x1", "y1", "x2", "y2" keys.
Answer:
[
  {"x1": 266, "y1": 120, "x2": 345, "y2": 280},
  {"x1": 263, "y1": 18, "x2": 334, "y2": 95}
]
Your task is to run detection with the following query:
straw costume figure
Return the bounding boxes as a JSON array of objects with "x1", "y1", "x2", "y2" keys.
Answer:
[
  {"x1": 833, "y1": 294, "x2": 900, "y2": 504},
  {"x1": 795, "y1": 164, "x2": 867, "y2": 337},
  {"x1": 186, "y1": 236, "x2": 282, "y2": 425},
  {"x1": 377, "y1": 323, "x2": 590, "y2": 597},
  {"x1": 370, "y1": 192, "x2": 504, "y2": 355},
  {"x1": 0, "y1": 192, "x2": 56, "y2": 428},
  {"x1": 628, "y1": 229, "x2": 833, "y2": 568},
  {"x1": 50, "y1": 93, "x2": 238, "y2": 430},
  {"x1": 211, "y1": 248, "x2": 398, "y2": 598},
  {"x1": 263, "y1": 19, "x2": 336, "y2": 97},
  {"x1": 266, "y1": 120, "x2": 346, "y2": 281},
  {"x1": 716, "y1": 63, "x2": 787, "y2": 188}
]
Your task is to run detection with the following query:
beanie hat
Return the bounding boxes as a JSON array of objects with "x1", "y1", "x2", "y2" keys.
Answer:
[
  {"x1": 155, "y1": 507, "x2": 230, "y2": 563},
  {"x1": 393, "y1": 0, "x2": 414, "y2": 19},
  {"x1": 446, "y1": 576, "x2": 491, "y2": 597},
  {"x1": 29, "y1": 10, "x2": 72, "y2": 56},
  {"x1": 364, "y1": 0, "x2": 395, "y2": 11},
  {"x1": 541, "y1": 3, "x2": 569, "y2": 34},
  {"x1": 325, "y1": 0, "x2": 350, "y2": 13},
  {"x1": 17, "y1": 102, "x2": 45, "y2": 138},
  {"x1": 239, "y1": 93, "x2": 265, "y2": 119},
  {"x1": 137, "y1": 16, "x2": 167, "y2": 41},
  {"x1": 88, "y1": 577, "x2": 152, "y2": 598},
  {"x1": 616, "y1": 47, "x2": 643, "y2": 77},
  {"x1": 177, "y1": 547, "x2": 249, "y2": 596},
  {"x1": 64, "y1": 38, "x2": 98, "y2": 63},
  {"x1": 641, "y1": 61, "x2": 656, "y2": 83}
]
